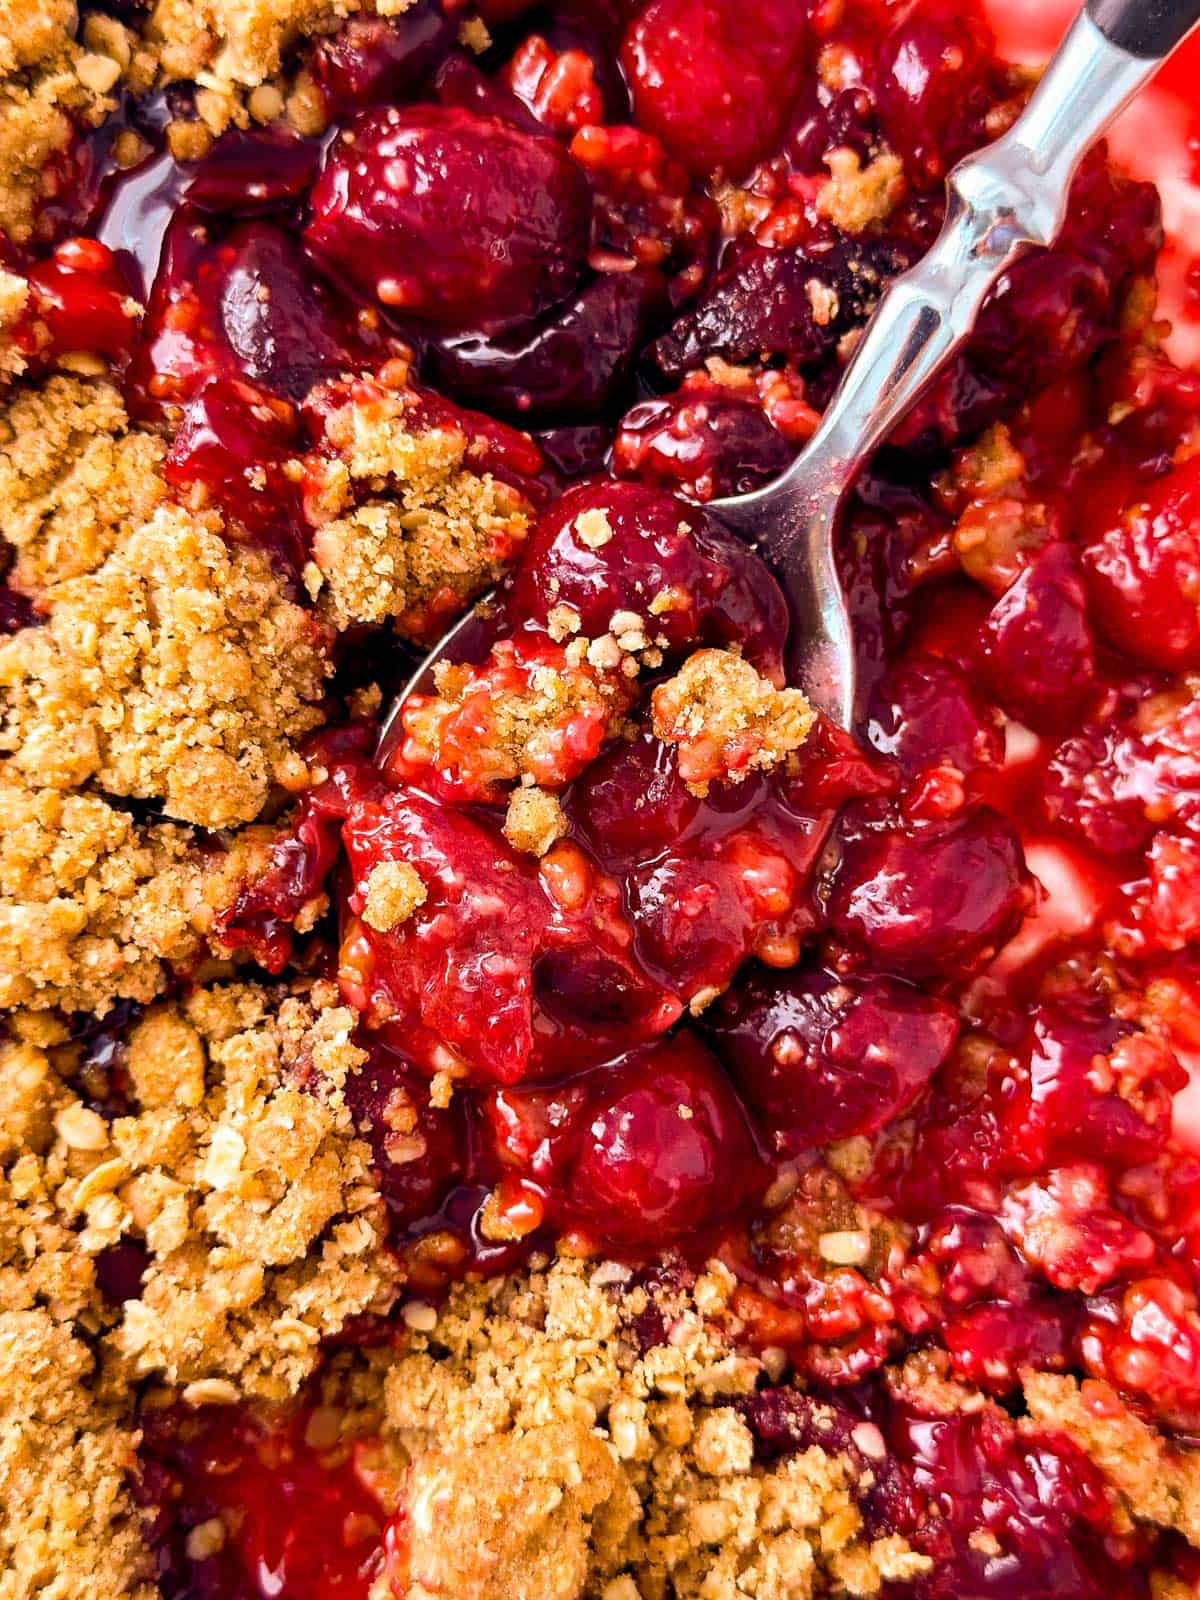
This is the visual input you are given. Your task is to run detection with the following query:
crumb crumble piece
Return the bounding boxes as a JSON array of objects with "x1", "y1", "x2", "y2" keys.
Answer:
[
  {"x1": 0, "y1": 376, "x2": 166, "y2": 595},
  {"x1": 504, "y1": 785, "x2": 568, "y2": 857},
  {"x1": 817, "y1": 147, "x2": 907, "y2": 236},
  {"x1": 362, "y1": 859, "x2": 427, "y2": 932},
  {"x1": 308, "y1": 387, "x2": 533, "y2": 638},
  {"x1": 651, "y1": 649, "x2": 816, "y2": 795},
  {"x1": 0, "y1": 774, "x2": 205, "y2": 1014},
  {"x1": 0, "y1": 503, "x2": 330, "y2": 827}
]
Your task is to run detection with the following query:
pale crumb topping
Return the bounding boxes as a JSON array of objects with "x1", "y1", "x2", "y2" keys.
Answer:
[
  {"x1": 379, "y1": 1257, "x2": 930, "y2": 1600},
  {"x1": 0, "y1": 981, "x2": 396, "y2": 1597},
  {"x1": 1023, "y1": 1372, "x2": 1200, "y2": 1545},
  {"x1": 0, "y1": 775, "x2": 205, "y2": 1015},
  {"x1": 652, "y1": 648, "x2": 816, "y2": 796},
  {"x1": 308, "y1": 387, "x2": 532, "y2": 637},
  {"x1": 817, "y1": 147, "x2": 907, "y2": 236},
  {"x1": 362, "y1": 859, "x2": 427, "y2": 932},
  {"x1": 0, "y1": 504, "x2": 329, "y2": 827},
  {"x1": 504, "y1": 785, "x2": 568, "y2": 857},
  {"x1": 0, "y1": 377, "x2": 166, "y2": 595}
]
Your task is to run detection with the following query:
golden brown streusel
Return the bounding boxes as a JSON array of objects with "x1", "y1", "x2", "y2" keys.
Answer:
[
  {"x1": 0, "y1": 774, "x2": 205, "y2": 1014},
  {"x1": 362, "y1": 859, "x2": 427, "y2": 932},
  {"x1": 504, "y1": 785, "x2": 569, "y2": 856},
  {"x1": 1023, "y1": 1372, "x2": 1200, "y2": 1545},
  {"x1": 307, "y1": 385, "x2": 532, "y2": 636},
  {"x1": 816, "y1": 147, "x2": 907, "y2": 235},
  {"x1": 379, "y1": 1256, "x2": 930, "y2": 1600},
  {"x1": 652, "y1": 648, "x2": 816, "y2": 795},
  {"x1": 0, "y1": 504, "x2": 330, "y2": 827},
  {"x1": 0, "y1": 376, "x2": 166, "y2": 594}
]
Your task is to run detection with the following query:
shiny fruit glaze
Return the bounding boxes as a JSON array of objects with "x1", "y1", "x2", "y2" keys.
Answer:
[{"x1": 16, "y1": 0, "x2": 1200, "y2": 1594}]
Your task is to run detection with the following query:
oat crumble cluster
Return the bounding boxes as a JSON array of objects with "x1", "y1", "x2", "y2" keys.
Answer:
[{"x1": 1, "y1": 0, "x2": 1200, "y2": 1597}]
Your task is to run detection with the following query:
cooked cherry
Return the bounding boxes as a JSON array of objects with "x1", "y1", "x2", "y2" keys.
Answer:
[
  {"x1": 558, "y1": 1033, "x2": 766, "y2": 1248},
  {"x1": 310, "y1": 2, "x2": 454, "y2": 117},
  {"x1": 614, "y1": 384, "x2": 795, "y2": 501},
  {"x1": 867, "y1": 655, "x2": 1003, "y2": 780},
  {"x1": 428, "y1": 266, "x2": 665, "y2": 420},
  {"x1": 185, "y1": 125, "x2": 321, "y2": 214},
  {"x1": 1083, "y1": 454, "x2": 1200, "y2": 671},
  {"x1": 304, "y1": 105, "x2": 592, "y2": 328},
  {"x1": 828, "y1": 807, "x2": 1032, "y2": 976},
  {"x1": 873, "y1": 0, "x2": 992, "y2": 188},
  {"x1": 504, "y1": 478, "x2": 790, "y2": 674},
  {"x1": 653, "y1": 236, "x2": 917, "y2": 380},
  {"x1": 707, "y1": 962, "x2": 958, "y2": 1151},
  {"x1": 621, "y1": 0, "x2": 806, "y2": 177},
  {"x1": 975, "y1": 543, "x2": 1095, "y2": 732}
]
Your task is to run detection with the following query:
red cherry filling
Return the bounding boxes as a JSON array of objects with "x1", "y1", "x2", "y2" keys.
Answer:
[
  {"x1": 706, "y1": 963, "x2": 959, "y2": 1152},
  {"x1": 1083, "y1": 454, "x2": 1200, "y2": 671},
  {"x1": 620, "y1": 0, "x2": 807, "y2": 177},
  {"x1": 304, "y1": 105, "x2": 592, "y2": 328},
  {"x1": 487, "y1": 1031, "x2": 766, "y2": 1248},
  {"x1": 340, "y1": 788, "x2": 679, "y2": 1083}
]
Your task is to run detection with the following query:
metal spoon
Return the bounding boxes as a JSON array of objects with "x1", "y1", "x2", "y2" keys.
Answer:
[{"x1": 378, "y1": 0, "x2": 1200, "y2": 758}]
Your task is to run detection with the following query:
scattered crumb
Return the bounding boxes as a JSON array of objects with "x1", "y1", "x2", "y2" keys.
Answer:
[
  {"x1": 504, "y1": 786, "x2": 568, "y2": 857},
  {"x1": 362, "y1": 859, "x2": 427, "y2": 932},
  {"x1": 652, "y1": 649, "x2": 816, "y2": 795},
  {"x1": 817, "y1": 147, "x2": 906, "y2": 236}
]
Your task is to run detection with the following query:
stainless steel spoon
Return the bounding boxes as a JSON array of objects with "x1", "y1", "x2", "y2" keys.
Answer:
[{"x1": 378, "y1": 0, "x2": 1200, "y2": 758}]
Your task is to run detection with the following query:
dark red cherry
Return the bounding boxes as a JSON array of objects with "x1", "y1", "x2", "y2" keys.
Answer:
[
  {"x1": 428, "y1": 266, "x2": 665, "y2": 421},
  {"x1": 24, "y1": 238, "x2": 140, "y2": 360},
  {"x1": 975, "y1": 543, "x2": 1095, "y2": 732},
  {"x1": 828, "y1": 808, "x2": 1032, "y2": 977},
  {"x1": 867, "y1": 655, "x2": 1003, "y2": 780},
  {"x1": 562, "y1": 1033, "x2": 766, "y2": 1248},
  {"x1": 304, "y1": 105, "x2": 592, "y2": 328},
  {"x1": 706, "y1": 963, "x2": 958, "y2": 1152},
  {"x1": 653, "y1": 236, "x2": 917, "y2": 380},
  {"x1": 310, "y1": 2, "x2": 455, "y2": 117},
  {"x1": 614, "y1": 385, "x2": 795, "y2": 501},
  {"x1": 621, "y1": 0, "x2": 806, "y2": 177},
  {"x1": 1083, "y1": 454, "x2": 1200, "y2": 671},
  {"x1": 505, "y1": 478, "x2": 789, "y2": 674},
  {"x1": 873, "y1": 0, "x2": 992, "y2": 188},
  {"x1": 185, "y1": 125, "x2": 321, "y2": 214}
]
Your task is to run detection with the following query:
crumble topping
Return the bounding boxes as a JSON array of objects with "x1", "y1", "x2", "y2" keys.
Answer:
[
  {"x1": 504, "y1": 785, "x2": 569, "y2": 857},
  {"x1": 651, "y1": 648, "x2": 817, "y2": 795},
  {"x1": 0, "y1": 377, "x2": 166, "y2": 595},
  {"x1": 361, "y1": 859, "x2": 427, "y2": 932},
  {"x1": 308, "y1": 386, "x2": 533, "y2": 637},
  {"x1": 0, "y1": 775, "x2": 204, "y2": 1014},
  {"x1": 379, "y1": 1257, "x2": 931, "y2": 1600},
  {"x1": 0, "y1": 979, "x2": 396, "y2": 1596},
  {"x1": 816, "y1": 148, "x2": 907, "y2": 236},
  {"x1": 1023, "y1": 1372, "x2": 1200, "y2": 1545},
  {"x1": 0, "y1": 504, "x2": 329, "y2": 827}
]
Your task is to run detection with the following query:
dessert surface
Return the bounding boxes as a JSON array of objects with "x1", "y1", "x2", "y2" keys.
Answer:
[{"x1": 4, "y1": 1, "x2": 1200, "y2": 1597}]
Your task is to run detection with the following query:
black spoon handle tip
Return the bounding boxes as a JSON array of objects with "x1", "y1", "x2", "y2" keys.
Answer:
[{"x1": 1087, "y1": 0, "x2": 1200, "y2": 58}]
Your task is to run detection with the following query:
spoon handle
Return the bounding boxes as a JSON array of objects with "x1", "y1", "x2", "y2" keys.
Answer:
[{"x1": 748, "y1": 2, "x2": 1197, "y2": 563}]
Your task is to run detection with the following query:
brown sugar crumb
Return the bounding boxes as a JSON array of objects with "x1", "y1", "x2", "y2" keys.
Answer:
[
  {"x1": 308, "y1": 386, "x2": 532, "y2": 638},
  {"x1": 0, "y1": 774, "x2": 205, "y2": 1014},
  {"x1": 379, "y1": 1256, "x2": 929, "y2": 1600},
  {"x1": 504, "y1": 785, "x2": 568, "y2": 857},
  {"x1": 101, "y1": 984, "x2": 399, "y2": 1400},
  {"x1": 0, "y1": 1310, "x2": 154, "y2": 1600},
  {"x1": 1023, "y1": 1371, "x2": 1200, "y2": 1545},
  {"x1": 149, "y1": 0, "x2": 360, "y2": 89},
  {"x1": 652, "y1": 648, "x2": 816, "y2": 795},
  {"x1": 0, "y1": 503, "x2": 330, "y2": 827},
  {"x1": 0, "y1": 376, "x2": 166, "y2": 594},
  {"x1": 817, "y1": 147, "x2": 907, "y2": 236},
  {"x1": 362, "y1": 859, "x2": 427, "y2": 932}
]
